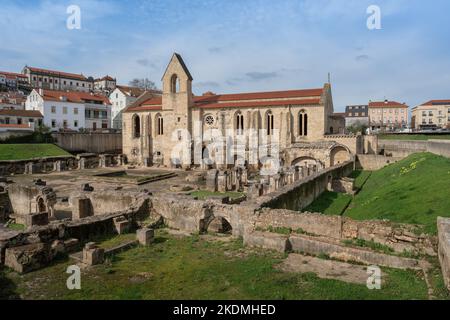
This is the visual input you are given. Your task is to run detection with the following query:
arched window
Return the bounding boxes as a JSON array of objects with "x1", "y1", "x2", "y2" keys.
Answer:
[
  {"x1": 298, "y1": 111, "x2": 308, "y2": 136},
  {"x1": 236, "y1": 112, "x2": 244, "y2": 135},
  {"x1": 132, "y1": 114, "x2": 140, "y2": 138},
  {"x1": 266, "y1": 111, "x2": 274, "y2": 135},
  {"x1": 170, "y1": 74, "x2": 180, "y2": 93},
  {"x1": 156, "y1": 114, "x2": 164, "y2": 135}
]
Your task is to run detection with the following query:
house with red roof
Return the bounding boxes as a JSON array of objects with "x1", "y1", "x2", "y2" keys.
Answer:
[{"x1": 25, "y1": 89, "x2": 111, "y2": 131}]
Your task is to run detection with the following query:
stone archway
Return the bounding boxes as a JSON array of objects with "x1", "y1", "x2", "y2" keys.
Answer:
[
  {"x1": 330, "y1": 146, "x2": 351, "y2": 166},
  {"x1": 292, "y1": 156, "x2": 323, "y2": 168},
  {"x1": 37, "y1": 197, "x2": 46, "y2": 213},
  {"x1": 206, "y1": 216, "x2": 232, "y2": 234}
]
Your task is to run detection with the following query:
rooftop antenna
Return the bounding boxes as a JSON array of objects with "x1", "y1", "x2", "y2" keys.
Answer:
[{"x1": 327, "y1": 72, "x2": 331, "y2": 84}]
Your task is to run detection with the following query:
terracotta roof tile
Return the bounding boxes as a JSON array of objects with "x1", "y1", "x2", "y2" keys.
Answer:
[
  {"x1": 420, "y1": 99, "x2": 450, "y2": 106},
  {"x1": 27, "y1": 67, "x2": 87, "y2": 81},
  {"x1": 369, "y1": 101, "x2": 408, "y2": 108},
  {"x1": 40, "y1": 89, "x2": 111, "y2": 105},
  {"x1": 0, "y1": 109, "x2": 43, "y2": 117}
]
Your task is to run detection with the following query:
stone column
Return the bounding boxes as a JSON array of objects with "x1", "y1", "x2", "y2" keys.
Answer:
[{"x1": 206, "y1": 169, "x2": 218, "y2": 192}]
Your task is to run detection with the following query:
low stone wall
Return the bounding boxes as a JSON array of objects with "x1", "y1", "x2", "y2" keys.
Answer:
[
  {"x1": 0, "y1": 195, "x2": 150, "y2": 272},
  {"x1": 437, "y1": 217, "x2": 450, "y2": 290},
  {"x1": 0, "y1": 155, "x2": 76, "y2": 176},
  {"x1": 428, "y1": 140, "x2": 450, "y2": 158},
  {"x1": 257, "y1": 161, "x2": 354, "y2": 211},
  {"x1": 379, "y1": 139, "x2": 450, "y2": 159},
  {"x1": 356, "y1": 154, "x2": 404, "y2": 170},
  {"x1": 253, "y1": 209, "x2": 434, "y2": 255},
  {"x1": 52, "y1": 132, "x2": 122, "y2": 154}
]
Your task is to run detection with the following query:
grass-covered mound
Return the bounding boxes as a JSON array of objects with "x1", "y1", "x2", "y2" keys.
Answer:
[
  {"x1": 304, "y1": 191, "x2": 352, "y2": 215},
  {"x1": 345, "y1": 152, "x2": 450, "y2": 234},
  {"x1": 0, "y1": 144, "x2": 71, "y2": 161}
]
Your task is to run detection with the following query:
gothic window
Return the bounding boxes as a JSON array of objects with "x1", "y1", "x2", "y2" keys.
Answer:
[
  {"x1": 236, "y1": 112, "x2": 244, "y2": 135},
  {"x1": 156, "y1": 114, "x2": 164, "y2": 135},
  {"x1": 266, "y1": 111, "x2": 274, "y2": 135},
  {"x1": 132, "y1": 114, "x2": 140, "y2": 138},
  {"x1": 298, "y1": 110, "x2": 308, "y2": 136},
  {"x1": 170, "y1": 74, "x2": 180, "y2": 93}
]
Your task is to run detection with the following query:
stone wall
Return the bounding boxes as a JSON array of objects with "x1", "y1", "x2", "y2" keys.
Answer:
[
  {"x1": 253, "y1": 209, "x2": 434, "y2": 255},
  {"x1": 356, "y1": 154, "x2": 404, "y2": 170},
  {"x1": 52, "y1": 132, "x2": 122, "y2": 154},
  {"x1": 0, "y1": 156, "x2": 76, "y2": 176},
  {"x1": 427, "y1": 139, "x2": 450, "y2": 158},
  {"x1": 257, "y1": 161, "x2": 354, "y2": 211},
  {"x1": 379, "y1": 140, "x2": 428, "y2": 157},
  {"x1": 437, "y1": 217, "x2": 450, "y2": 290}
]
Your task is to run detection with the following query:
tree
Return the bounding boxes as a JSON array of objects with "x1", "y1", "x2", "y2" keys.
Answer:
[
  {"x1": 129, "y1": 78, "x2": 158, "y2": 90},
  {"x1": 346, "y1": 122, "x2": 368, "y2": 135}
]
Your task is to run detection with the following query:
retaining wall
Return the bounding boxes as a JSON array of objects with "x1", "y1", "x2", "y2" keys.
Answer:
[
  {"x1": 437, "y1": 217, "x2": 450, "y2": 290},
  {"x1": 52, "y1": 132, "x2": 122, "y2": 154}
]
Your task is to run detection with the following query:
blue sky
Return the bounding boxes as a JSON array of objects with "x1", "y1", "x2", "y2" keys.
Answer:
[{"x1": 0, "y1": 0, "x2": 449, "y2": 111}]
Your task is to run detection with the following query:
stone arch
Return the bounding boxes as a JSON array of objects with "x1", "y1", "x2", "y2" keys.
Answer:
[
  {"x1": 291, "y1": 156, "x2": 323, "y2": 168},
  {"x1": 205, "y1": 216, "x2": 233, "y2": 234},
  {"x1": 329, "y1": 145, "x2": 351, "y2": 166},
  {"x1": 132, "y1": 114, "x2": 140, "y2": 138},
  {"x1": 37, "y1": 197, "x2": 46, "y2": 213}
]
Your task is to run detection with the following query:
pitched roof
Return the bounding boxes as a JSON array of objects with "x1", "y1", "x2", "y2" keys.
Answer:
[
  {"x1": 96, "y1": 75, "x2": 115, "y2": 81},
  {"x1": 26, "y1": 67, "x2": 88, "y2": 81},
  {"x1": 126, "y1": 87, "x2": 324, "y2": 112},
  {"x1": 161, "y1": 53, "x2": 193, "y2": 81},
  {"x1": 38, "y1": 89, "x2": 111, "y2": 105},
  {"x1": 368, "y1": 100, "x2": 408, "y2": 108},
  {"x1": 420, "y1": 99, "x2": 450, "y2": 106},
  {"x1": 0, "y1": 71, "x2": 28, "y2": 79},
  {"x1": 116, "y1": 85, "x2": 146, "y2": 98},
  {"x1": 0, "y1": 123, "x2": 31, "y2": 128},
  {"x1": 0, "y1": 109, "x2": 43, "y2": 117}
]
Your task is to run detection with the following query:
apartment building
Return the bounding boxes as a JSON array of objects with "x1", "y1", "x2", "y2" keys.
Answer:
[
  {"x1": 411, "y1": 100, "x2": 450, "y2": 130},
  {"x1": 22, "y1": 66, "x2": 93, "y2": 92},
  {"x1": 94, "y1": 75, "x2": 117, "y2": 93},
  {"x1": 368, "y1": 100, "x2": 409, "y2": 130}
]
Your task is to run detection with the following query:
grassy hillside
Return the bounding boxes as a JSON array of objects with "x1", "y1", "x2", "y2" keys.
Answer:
[
  {"x1": 0, "y1": 144, "x2": 70, "y2": 161},
  {"x1": 345, "y1": 152, "x2": 450, "y2": 234}
]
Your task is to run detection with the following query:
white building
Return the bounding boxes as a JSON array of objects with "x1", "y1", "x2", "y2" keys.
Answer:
[
  {"x1": 94, "y1": 75, "x2": 116, "y2": 93},
  {"x1": 25, "y1": 89, "x2": 111, "y2": 131},
  {"x1": 109, "y1": 85, "x2": 161, "y2": 129},
  {"x1": 22, "y1": 66, "x2": 93, "y2": 92}
]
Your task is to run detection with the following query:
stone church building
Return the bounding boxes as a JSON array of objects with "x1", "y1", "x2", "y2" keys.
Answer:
[{"x1": 122, "y1": 53, "x2": 355, "y2": 170}]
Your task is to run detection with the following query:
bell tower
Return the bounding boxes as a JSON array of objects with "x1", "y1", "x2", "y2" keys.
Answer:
[{"x1": 161, "y1": 53, "x2": 193, "y2": 134}]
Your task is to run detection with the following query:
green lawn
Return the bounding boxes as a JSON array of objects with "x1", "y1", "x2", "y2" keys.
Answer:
[
  {"x1": 345, "y1": 152, "x2": 450, "y2": 234},
  {"x1": 1, "y1": 231, "x2": 435, "y2": 300},
  {"x1": 379, "y1": 134, "x2": 450, "y2": 141},
  {"x1": 0, "y1": 144, "x2": 70, "y2": 161},
  {"x1": 190, "y1": 190, "x2": 245, "y2": 200},
  {"x1": 349, "y1": 170, "x2": 372, "y2": 189},
  {"x1": 304, "y1": 191, "x2": 352, "y2": 215}
]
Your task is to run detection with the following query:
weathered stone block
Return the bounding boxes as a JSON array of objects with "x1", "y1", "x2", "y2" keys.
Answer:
[
  {"x1": 24, "y1": 212, "x2": 49, "y2": 227},
  {"x1": 70, "y1": 196, "x2": 93, "y2": 220},
  {"x1": 82, "y1": 242, "x2": 104, "y2": 266},
  {"x1": 5, "y1": 243, "x2": 50, "y2": 273},
  {"x1": 136, "y1": 228, "x2": 154, "y2": 245},
  {"x1": 437, "y1": 217, "x2": 450, "y2": 291},
  {"x1": 113, "y1": 216, "x2": 130, "y2": 234},
  {"x1": 243, "y1": 231, "x2": 291, "y2": 253}
]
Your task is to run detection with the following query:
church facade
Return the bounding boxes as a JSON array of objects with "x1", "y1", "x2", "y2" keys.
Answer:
[{"x1": 122, "y1": 53, "x2": 353, "y2": 170}]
